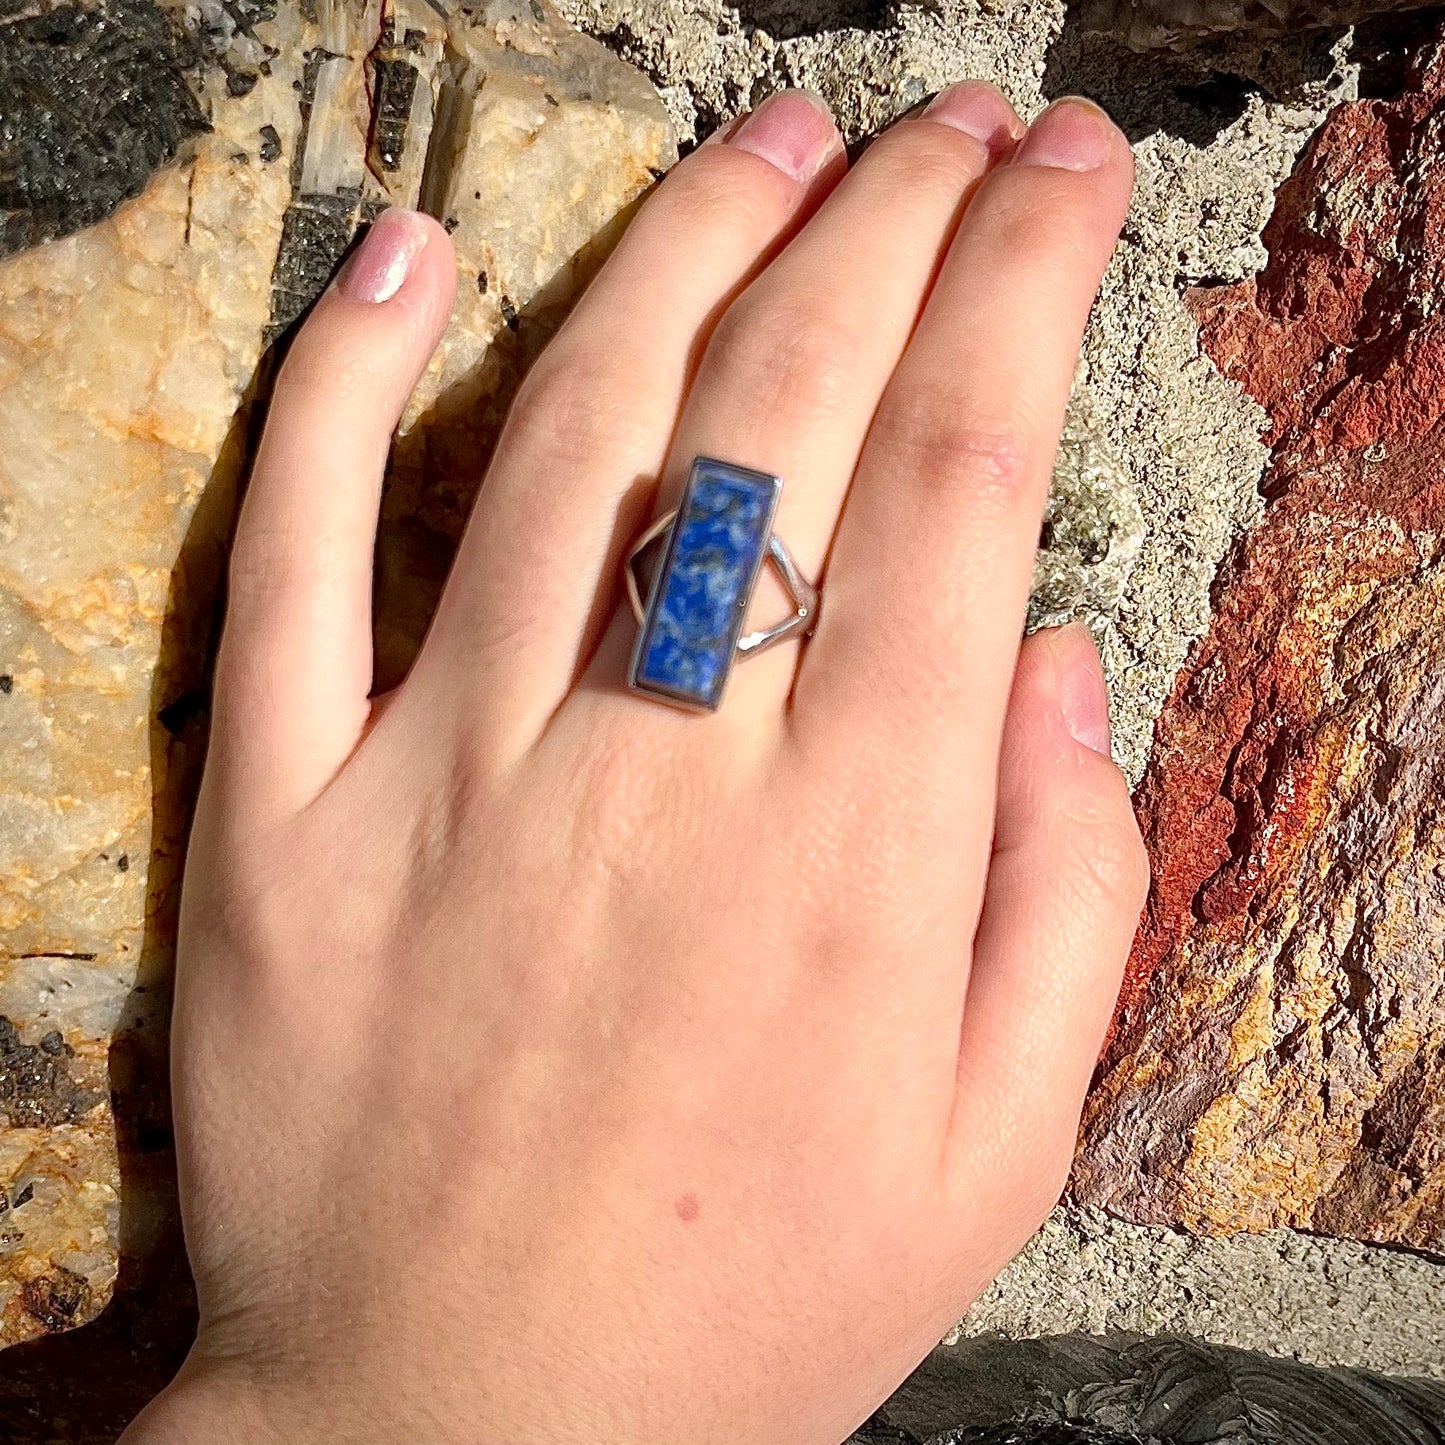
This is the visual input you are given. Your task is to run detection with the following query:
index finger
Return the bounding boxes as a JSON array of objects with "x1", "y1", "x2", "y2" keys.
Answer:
[{"x1": 793, "y1": 98, "x2": 1133, "y2": 835}]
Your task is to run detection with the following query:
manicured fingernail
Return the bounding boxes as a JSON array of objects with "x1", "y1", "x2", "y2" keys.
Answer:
[
  {"x1": 337, "y1": 208, "x2": 429, "y2": 303},
  {"x1": 1016, "y1": 98, "x2": 1115, "y2": 172},
  {"x1": 726, "y1": 90, "x2": 839, "y2": 182},
  {"x1": 923, "y1": 81, "x2": 1025, "y2": 158},
  {"x1": 1052, "y1": 622, "x2": 1113, "y2": 755}
]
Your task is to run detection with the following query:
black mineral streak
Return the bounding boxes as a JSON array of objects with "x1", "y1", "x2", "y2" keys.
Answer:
[
  {"x1": 261, "y1": 31, "x2": 396, "y2": 338},
  {"x1": 266, "y1": 192, "x2": 363, "y2": 336},
  {"x1": 0, "y1": 1017, "x2": 102, "y2": 1129},
  {"x1": 501, "y1": 294, "x2": 519, "y2": 330},
  {"x1": 225, "y1": 67, "x2": 258, "y2": 96},
  {"x1": 258, "y1": 123, "x2": 282, "y2": 162},
  {"x1": 477, "y1": 269, "x2": 488, "y2": 292},
  {"x1": 369, "y1": 57, "x2": 419, "y2": 173},
  {"x1": 0, "y1": 674, "x2": 11, "y2": 693},
  {"x1": 0, "y1": 0, "x2": 208, "y2": 257}
]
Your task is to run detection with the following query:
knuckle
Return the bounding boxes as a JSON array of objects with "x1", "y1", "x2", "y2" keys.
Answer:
[
  {"x1": 225, "y1": 528, "x2": 305, "y2": 612},
  {"x1": 705, "y1": 294, "x2": 863, "y2": 427},
  {"x1": 501, "y1": 347, "x2": 654, "y2": 474},
  {"x1": 1063, "y1": 789, "x2": 1150, "y2": 916},
  {"x1": 226, "y1": 523, "x2": 357, "y2": 616},
  {"x1": 870, "y1": 384, "x2": 1037, "y2": 511},
  {"x1": 273, "y1": 320, "x2": 376, "y2": 417},
  {"x1": 978, "y1": 171, "x2": 1098, "y2": 272},
  {"x1": 870, "y1": 122, "x2": 991, "y2": 197},
  {"x1": 656, "y1": 146, "x2": 792, "y2": 239}
]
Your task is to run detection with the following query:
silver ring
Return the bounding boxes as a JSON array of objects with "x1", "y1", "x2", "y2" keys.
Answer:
[{"x1": 623, "y1": 457, "x2": 820, "y2": 712}]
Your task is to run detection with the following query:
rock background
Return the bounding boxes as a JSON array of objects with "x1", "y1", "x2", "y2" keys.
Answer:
[
  {"x1": 1, "y1": 0, "x2": 1444, "y2": 1429},
  {"x1": 1076, "y1": 41, "x2": 1445, "y2": 1252}
]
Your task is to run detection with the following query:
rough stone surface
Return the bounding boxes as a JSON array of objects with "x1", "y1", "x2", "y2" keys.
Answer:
[
  {"x1": 0, "y1": 0, "x2": 672, "y2": 1358},
  {"x1": 961, "y1": 1206, "x2": 1445, "y2": 1378},
  {"x1": 1075, "y1": 32, "x2": 1445, "y2": 1254},
  {"x1": 853, "y1": 1333, "x2": 1445, "y2": 1442}
]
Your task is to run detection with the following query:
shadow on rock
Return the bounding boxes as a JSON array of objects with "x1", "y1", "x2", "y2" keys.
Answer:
[
  {"x1": 1041, "y1": 10, "x2": 1345, "y2": 144},
  {"x1": 732, "y1": 0, "x2": 893, "y2": 40}
]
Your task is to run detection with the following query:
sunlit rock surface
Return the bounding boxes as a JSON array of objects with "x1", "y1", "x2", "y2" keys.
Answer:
[
  {"x1": 0, "y1": 0, "x2": 673, "y2": 1355},
  {"x1": 1075, "y1": 34, "x2": 1445, "y2": 1252}
]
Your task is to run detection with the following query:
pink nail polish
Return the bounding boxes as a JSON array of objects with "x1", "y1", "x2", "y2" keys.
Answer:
[
  {"x1": 1053, "y1": 622, "x2": 1113, "y2": 756},
  {"x1": 1016, "y1": 98, "x2": 1115, "y2": 172},
  {"x1": 337, "y1": 208, "x2": 430, "y2": 303},
  {"x1": 922, "y1": 81, "x2": 1025, "y2": 159},
  {"x1": 727, "y1": 90, "x2": 840, "y2": 182}
]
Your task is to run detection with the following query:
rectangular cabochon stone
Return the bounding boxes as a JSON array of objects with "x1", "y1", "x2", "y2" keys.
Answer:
[{"x1": 630, "y1": 458, "x2": 781, "y2": 710}]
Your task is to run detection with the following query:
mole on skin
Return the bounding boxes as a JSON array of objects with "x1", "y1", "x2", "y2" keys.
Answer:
[{"x1": 674, "y1": 1192, "x2": 700, "y2": 1223}]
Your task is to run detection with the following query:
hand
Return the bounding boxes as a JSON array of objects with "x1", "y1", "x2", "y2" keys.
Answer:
[{"x1": 123, "y1": 85, "x2": 1143, "y2": 1445}]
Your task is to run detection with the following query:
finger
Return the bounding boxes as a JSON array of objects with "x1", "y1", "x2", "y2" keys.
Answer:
[
  {"x1": 619, "y1": 81, "x2": 1024, "y2": 721},
  {"x1": 214, "y1": 208, "x2": 456, "y2": 810},
  {"x1": 945, "y1": 626, "x2": 1147, "y2": 1249},
  {"x1": 411, "y1": 92, "x2": 847, "y2": 761},
  {"x1": 797, "y1": 100, "x2": 1134, "y2": 828}
]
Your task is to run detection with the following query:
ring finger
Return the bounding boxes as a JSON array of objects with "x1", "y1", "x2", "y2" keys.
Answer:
[{"x1": 410, "y1": 91, "x2": 846, "y2": 762}]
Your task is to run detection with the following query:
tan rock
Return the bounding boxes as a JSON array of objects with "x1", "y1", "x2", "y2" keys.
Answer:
[{"x1": 0, "y1": 0, "x2": 673, "y2": 1350}]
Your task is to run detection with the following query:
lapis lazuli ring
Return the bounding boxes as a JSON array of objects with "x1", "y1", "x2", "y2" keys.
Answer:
[{"x1": 623, "y1": 457, "x2": 821, "y2": 712}]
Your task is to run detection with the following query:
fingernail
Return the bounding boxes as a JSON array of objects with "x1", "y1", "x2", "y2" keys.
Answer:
[
  {"x1": 922, "y1": 81, "x2": 1025, "y2": 159},
  {"x1": 727, "y1": 90, "x2": 839, "y2": 182},
  {"x1": 1016, "y1": 98, "x2": 1115, "y2": 172},
  {"x1": 337, "y1": 208, "x2": 430, "y2": 303},
  {"x1": 1052, "y1": 622, "x2": 1113, "y2": 755}
]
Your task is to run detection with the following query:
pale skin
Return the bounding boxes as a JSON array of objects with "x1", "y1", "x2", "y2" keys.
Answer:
[{"x1": 121, "y1": 83, "x2": 1147, "y2": 1445}]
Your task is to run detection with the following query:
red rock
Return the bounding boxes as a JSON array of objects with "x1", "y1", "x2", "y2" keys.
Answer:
[{"x1": 1074, "y1": 36, "x2": 1445, "y2": 1251}]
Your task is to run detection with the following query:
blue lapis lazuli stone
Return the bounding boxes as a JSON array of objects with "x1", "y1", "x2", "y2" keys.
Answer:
[{"x1": 630, "y1": 458, "x2": 781, "y2": 710}]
